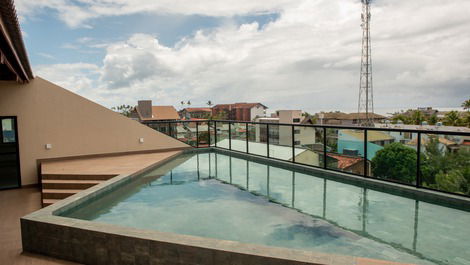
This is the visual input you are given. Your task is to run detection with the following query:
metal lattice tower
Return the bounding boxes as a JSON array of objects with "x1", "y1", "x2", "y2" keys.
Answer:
[{"x1": 358, "y1": 0, "x2": 374, "y2": 126}]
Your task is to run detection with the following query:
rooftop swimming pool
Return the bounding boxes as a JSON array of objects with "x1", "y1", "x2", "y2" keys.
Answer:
[{"x1": 63, "y1": 151, "x2": 470, "y2": 265}]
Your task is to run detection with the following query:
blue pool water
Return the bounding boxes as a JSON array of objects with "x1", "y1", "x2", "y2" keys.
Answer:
[{"x1": 64, "y1": 152, "x2": 470, "y2": 265}]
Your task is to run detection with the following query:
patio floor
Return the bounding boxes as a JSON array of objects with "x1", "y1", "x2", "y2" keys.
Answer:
[{"x1": 0, "y1": 187, "x2": 80, "y2": 264}]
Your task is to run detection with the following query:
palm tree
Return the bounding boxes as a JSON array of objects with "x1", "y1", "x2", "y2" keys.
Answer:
[
  {"x1": 207, "y1": 100, "x2": 213, "y2": 107},
  {"x1": 462, "y1": 99, "x2": 470, "y2": 111},
  {"x1": 187, "y1": 100, "x2": 191, "y2": 106},
  {"x1": 180, "y1": 101, "x2": 185, "y2": 110},
  {"x1": 444, "y1": 111, "x2": 461, "y2": 126}
]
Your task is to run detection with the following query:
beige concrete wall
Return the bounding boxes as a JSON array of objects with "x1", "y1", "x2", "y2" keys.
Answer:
[{"x1": 0, "y1": 77, "x2": 188, "y2": 185}]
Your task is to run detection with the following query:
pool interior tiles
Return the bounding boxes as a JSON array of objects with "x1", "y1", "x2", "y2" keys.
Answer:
[{"x1": 57, "y1": 150, "x2": 470, "y2": 265}]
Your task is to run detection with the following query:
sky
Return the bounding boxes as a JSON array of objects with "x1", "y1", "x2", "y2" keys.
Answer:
[{"x1": 15, "y1": 0, "x2": 470, "y2": 114}]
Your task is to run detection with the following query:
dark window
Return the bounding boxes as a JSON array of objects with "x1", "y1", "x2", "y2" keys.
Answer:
[
  {"x1": 294, "y1": 140, "x2": 301, "y2": 145},
  {"x1": 293, "y1": 118, "x2": 300, "y2": 123},
  {"x1": 294, "y1": 129, "x2": 301, "y2": 134}
]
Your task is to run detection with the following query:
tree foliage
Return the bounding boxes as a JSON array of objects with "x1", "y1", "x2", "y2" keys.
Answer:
[
  {"x1": 111, "y1": 104, "x2": 133, "y2": 117},
  {"x1": 371, "y1": 142, "x2": 416, "y2": 184},
  {"x1": 443, "y1": 111, "x2": 462, "y2": 126},
  {"x1": 462, "y1": 98, "x2": 470, "y2": 111},
  {"x1": 421, "y1": 136, "x2": 470, "y2": 195}
]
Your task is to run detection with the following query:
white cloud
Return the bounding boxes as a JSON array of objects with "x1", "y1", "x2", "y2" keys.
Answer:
[
  {"x1": 30, "y1": 0, "x2": 470, "y2": 112},
  {"x1": 15, "y1": 0, "x2": 294, "y2": 28},
  {"x1": 35, "y1": 63, "x2": 100, "y2": 93}
]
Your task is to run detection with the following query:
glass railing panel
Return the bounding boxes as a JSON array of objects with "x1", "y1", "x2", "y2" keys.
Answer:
[
  {"x1": 196, "y1": 122, "x2": 210, "y2": 148},
  {"x1": 269, "y1": 125, "x2": 293, "y2": 161},
  {"x1": 247, "y1": 123, "x2": 268, "y2": 157},
  {"x1": 293, "y1": 126, "x2": 324, "y2": 167},
  {"x1": 230, "y1": 122, "x2": 247, "y2": 152},
  {"x1": 174, "y1": 122, "x2": 197, "y2": 147},
  {"x1": 208, "y1": 121, "x2": 216, "y2": 147},
  {"x1": 146, "y1": 122, "x2": 170, "y2": 136},
  {"x1": 215, "y1": 122, "x2": 230, "y2": 149},
  {"x1": 367, "y1": 130, "x2": 417, "y2": 185},
  {"x1": 420, "y1": 133, "x2": 469, "y2": 195},
  {"x1": 325, "y1": 128, "x2": 365, "y2": 175}
]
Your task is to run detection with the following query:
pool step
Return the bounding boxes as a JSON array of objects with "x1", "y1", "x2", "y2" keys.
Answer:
[
  {"x1": 42, "y1": 174, "x2": 116, "y2": 181},
  {"x1": 41, "y1": 173, "x2": 118, "y2": 207},
  {"x1": 42, "y1": 189, "x2": 83, "y2": 199},
  {"x1": 42, "y1": 199, "x2": 61, "y2": 207},
  {"x1": 42, "y1": 179, "x2": 104, "y2": 189}
]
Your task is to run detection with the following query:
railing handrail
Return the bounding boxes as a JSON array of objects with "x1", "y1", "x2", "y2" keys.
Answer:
[{"x1": 142, "y1": 119, "x2": 470, "y2": 136}]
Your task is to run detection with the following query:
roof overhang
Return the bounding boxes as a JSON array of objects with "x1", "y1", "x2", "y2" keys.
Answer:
[{"x1": 0, "y1": 0, "x2": 33, "y2": 83}]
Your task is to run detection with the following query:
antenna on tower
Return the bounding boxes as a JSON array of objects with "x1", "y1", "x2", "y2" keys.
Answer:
[{"x1": 358, "y1": 0, "x2": 374, "y2": 127}]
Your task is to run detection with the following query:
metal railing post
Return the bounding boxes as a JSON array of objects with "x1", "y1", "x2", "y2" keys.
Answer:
[
  {"x1": 364, "y1": 128, "x2": 368, "y2": 177},
  {"x1": 208, "y1": 121, "x2": 211, "y2": 147},
  {"x1": 214, "y1": 121, "x2": 217, "y2": 147},
  {"x1": 323, "y1": 127, "x2": 327, "y2": 169},
  {"x1": 246, "y1": 122, "x2": 249, "y2": 153},
  {"x1": 196, "y1": 121, "x2": 199, "y2": 148},
  {"x1": 416, "y1": 132, "x2": 421, "y2": 188},
  {"x1": 229, "y1": 122, "x2": 232, "y2": 150},
  {"x1": 266, "y1": 124, "x2": 270, "y2": 158},
  {"x1": 168, "y1": 122, "x2": 172, "y2": 138},
  {"x1": 291, "y1": 125, "x2": 295, "y2": 163}
]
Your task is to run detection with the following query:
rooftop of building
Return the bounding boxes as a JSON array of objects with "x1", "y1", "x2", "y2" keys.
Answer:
[
  {"x1": 135, "y1": 105, "x2": 180, "y2": 121},
  {"x1": 181, "y1": 107, "x2": 212, "y2": 112}
]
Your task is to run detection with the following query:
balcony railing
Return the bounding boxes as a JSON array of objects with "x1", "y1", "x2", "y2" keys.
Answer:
[{"x1": 143, "y1": 119, "x2": 470, "y2": 198}]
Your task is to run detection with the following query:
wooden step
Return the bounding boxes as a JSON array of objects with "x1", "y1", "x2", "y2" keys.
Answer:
[
  {"x1": 42, "y1": 199, "x2": 61, "y2": 207},
  {"x1": 42, "y1": 174, "x2": 117, "y2": 181},
  {"x1": 42, "y1": 189, "x2": 82, "y2": 199},
  {"x1": 42, "y1": 179, "x2": 104, "y2": 189}
]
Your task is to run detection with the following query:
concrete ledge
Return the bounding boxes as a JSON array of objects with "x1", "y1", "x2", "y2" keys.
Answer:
[{"x1": 21, "y1": 148, "x2": 422, "y2": 265}]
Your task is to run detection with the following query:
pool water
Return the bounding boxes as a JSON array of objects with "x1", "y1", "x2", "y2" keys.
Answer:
[{"x1": 64, "y1": 152, "x2": 470, "y2": 265}]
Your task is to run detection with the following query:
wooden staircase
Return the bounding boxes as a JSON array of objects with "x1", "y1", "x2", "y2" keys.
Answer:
[{"x1": 41, "y1": 174, "x2": 117, "y2": 207}]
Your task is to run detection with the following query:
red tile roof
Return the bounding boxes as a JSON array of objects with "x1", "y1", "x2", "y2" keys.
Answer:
[
  {"x1": 213, "y1": 103, "x2": 267, "y2": 109},
  {"x1": 136, "y1": 106, "x2": 179, "y2": 121},
  {"x1": 184, "y1": 108, "x2": 212, "y2": 112},
  {"x1": 327, "y1": 154, "x2": 363, "y2": 169}
]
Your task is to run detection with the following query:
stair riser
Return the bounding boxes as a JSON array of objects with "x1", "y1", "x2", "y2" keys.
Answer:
[
  {"x1": 42, "y1": 183, "x2": 98, "y2": 189},
  {"x1": 42, "y1": 192, "x2": 76, "y2": 199},
  {"x1": 42, "y1": 174, "x2": 116, "y2": 180}
]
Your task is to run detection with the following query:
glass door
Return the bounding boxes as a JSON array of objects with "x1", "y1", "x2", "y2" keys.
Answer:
[{"x1": 0, "y1": 117, "x2": 20, "y2": 189}]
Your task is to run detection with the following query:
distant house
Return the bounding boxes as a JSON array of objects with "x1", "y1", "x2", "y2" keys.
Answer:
[
  {"x1": 130, "y1": 100, "x2": 180, "y2": 122},
  {"x1": 338, "y1": 130, "x2": 395, "y2": 160},
  {"x1": 179, "y1": 107, "x2": 212, "y2": 120},
  {"x1": 212, "y1": 103, "x2": 267, "y2": 121},
  {"x1": 316, "y1": 112, "x2": 386, "y2": 125},
  {"x1": 326, "y1": 154, "x2": 369, "y2": 175}
]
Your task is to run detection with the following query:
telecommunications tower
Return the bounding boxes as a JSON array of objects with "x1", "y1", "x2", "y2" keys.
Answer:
[{"x1": 358, "y1": 0, "x2": 374, "y2": 126}]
